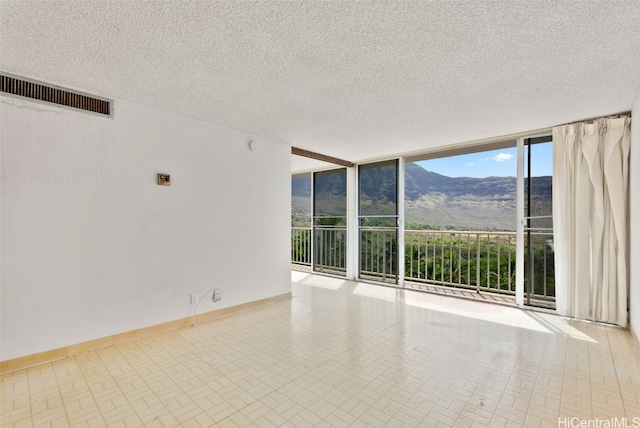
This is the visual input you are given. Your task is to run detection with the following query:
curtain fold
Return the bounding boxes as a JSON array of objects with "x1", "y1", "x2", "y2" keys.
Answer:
[{"x1": 552, "y1": 115, "x2": 631, "y2": 327}]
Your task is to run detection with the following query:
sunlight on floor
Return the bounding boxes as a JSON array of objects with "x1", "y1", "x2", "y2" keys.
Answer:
[
  {"x1": 525, "y1": 311, "x2": 600, "y2": 343},
  {"x1": 406, "y1": 288, "x2": 597, "y2": 342},
  {"x1": 402, "y1": 289, "x2": 552, "y2": 334},
  {"x1": 353, "y1": 282, "x2": 401, "y2": 301},
  {"x1": 290, "y1": 270, "x2": 310, "y2": 283},
  {"x1": 349, "y1": 277, "x2": 598, "y2": 342},
  {"x1": 292, "y1": 270, "x2": 346, "y2": 290},
  {"x1": 295, "y1": 270, "x2": 599, "y2": 343}
]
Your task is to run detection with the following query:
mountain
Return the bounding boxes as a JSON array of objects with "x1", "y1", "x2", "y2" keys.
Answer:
[
  {"x1": 403, "y1": 163, "x2": 553, "y2": 230},
  {"x1": 292, "y1": 163, "x2": 552, "y2": 231}
]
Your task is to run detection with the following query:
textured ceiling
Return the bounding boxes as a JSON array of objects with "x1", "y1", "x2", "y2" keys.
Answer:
[{"x1": 2, "y1": 1, "x2": 640, "y2": 173}]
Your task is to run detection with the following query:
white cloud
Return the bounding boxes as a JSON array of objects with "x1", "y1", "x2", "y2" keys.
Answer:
[
  {"x1": 480, "y1": 157, "x2": 489, "y2": 161},
  {"x1": 466, "y1": 162, "x2": 474, "y2": 167},
  {"x1": 492, "y1": 153, "x2": 514, "y2": 162}
]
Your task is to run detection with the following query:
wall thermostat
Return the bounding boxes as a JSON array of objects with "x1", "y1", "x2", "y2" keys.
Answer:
[{"x1": 157, "y1": 173, "x2": 171, "y2": 186}]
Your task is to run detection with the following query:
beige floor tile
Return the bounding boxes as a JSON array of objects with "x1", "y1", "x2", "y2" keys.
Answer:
[{"x1": 2, "y1": 271, "x2": 640, "y2": 427}]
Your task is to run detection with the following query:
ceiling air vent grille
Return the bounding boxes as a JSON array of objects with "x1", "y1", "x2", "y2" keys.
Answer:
[{"x1": 0, "y1": 73, "x2": 111, "y2": 116}]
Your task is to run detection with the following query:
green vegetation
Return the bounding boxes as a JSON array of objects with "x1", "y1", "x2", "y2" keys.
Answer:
[
  {"x1": 360, "y1": 230, "x2": 397, "y2": 280},
  {"x1": 525, "y1": 235, "x2": 556, "y2": 298},
  {"x1": 405, "y1": 232, "x2": 516, "y2": 291}
]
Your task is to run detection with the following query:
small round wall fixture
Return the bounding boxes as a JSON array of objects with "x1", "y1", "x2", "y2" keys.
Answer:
[{"x1": 248, "y1": 140, "x2": 257, "y2": 152}]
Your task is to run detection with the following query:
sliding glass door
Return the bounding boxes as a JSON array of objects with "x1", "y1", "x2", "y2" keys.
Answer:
[
  {"x1": 313, "y1": 168, "x2": 347, "y2": 275},
  {"x1": 358, "y1": 160, "x2": 399, "y2": 285},
  {"x1": 523, "y1": 138, "x2": 555, "y2": 308}
]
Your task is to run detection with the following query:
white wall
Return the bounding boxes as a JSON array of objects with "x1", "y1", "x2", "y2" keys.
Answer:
[
  {"x1": 0, "y1": 98, "x2": 291, "y2": 360},
  {"x1": 630, "y1": 92, "x2": 640, "y2": 339}
]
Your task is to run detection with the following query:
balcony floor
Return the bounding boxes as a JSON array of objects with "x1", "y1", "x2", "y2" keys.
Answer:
[{"x1": 2, "y1": 271, "x2": 639, "y2": 427}]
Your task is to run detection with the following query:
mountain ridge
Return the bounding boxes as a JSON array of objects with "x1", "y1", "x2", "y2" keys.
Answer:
[{"x1": 292, "y1": 163, "x2": 552, "y2": 230}]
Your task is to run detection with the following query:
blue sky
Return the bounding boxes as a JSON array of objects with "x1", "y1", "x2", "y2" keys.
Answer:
[{"x1": 415, "y1": 143, "x2": 553, "y2": 178}]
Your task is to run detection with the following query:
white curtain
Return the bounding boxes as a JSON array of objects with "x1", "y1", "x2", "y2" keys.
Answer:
[{"x1": 552, "y1": 115, "x2": 631, "y2": 327}]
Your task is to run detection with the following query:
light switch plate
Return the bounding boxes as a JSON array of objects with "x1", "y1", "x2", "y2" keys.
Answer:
[{"x1": 157, "y1": 173, "x2": 171, "y2": 186}]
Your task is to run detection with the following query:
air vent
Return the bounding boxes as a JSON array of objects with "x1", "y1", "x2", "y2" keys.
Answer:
[{"x1": 0, "y1": 73, "x2": 111, "y2": 117}]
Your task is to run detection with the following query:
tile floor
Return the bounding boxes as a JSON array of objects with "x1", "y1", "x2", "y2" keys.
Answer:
[{"x1": 2, "y1": 271, "x2": 639, "y2": 427}]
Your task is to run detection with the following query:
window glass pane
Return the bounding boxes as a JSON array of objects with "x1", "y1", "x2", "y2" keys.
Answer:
[
  {"x1": 291, "y1": 174, "x2": 311, "y2": 227},
  {"x1": 358, "y1": 160, "x2": 398, "y2": 283},
  {"x1": 359, "y1": 160, "x2": 397, "y2": 218},
  {"x1": 524, "y1": 139, "x2": 555, "y2": 307},
  {"x1": 313, "y1": 168, "x2": 347, "y2": 274},
  {"x1": 525, "y1": 140, "x2": 553, "y2": 230},
  {"x1": 405, "y1": 147, "x2": 516, "y2": 231},
  {"x1": 314, "y1": 168, "x2": 347, "y2": 224}
]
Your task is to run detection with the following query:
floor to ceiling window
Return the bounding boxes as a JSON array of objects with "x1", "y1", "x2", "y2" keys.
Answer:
[
  {"x1": 404, "y1": 145, "x2": 518, "y2": 295},
  {"x1": 313, "y1": 168, "x2": 347, "y2": 275},
  {"x1": 291, "y1": 135, "x2": 555, "y2": 309},
  {"x1": 291, "y1": 173, "x2": 311, "y2": 266}
]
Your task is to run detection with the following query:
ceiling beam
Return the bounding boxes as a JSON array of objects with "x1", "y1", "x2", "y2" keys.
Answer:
[{"x1": 291, "y1": 147, "x2": 354, "y2": 168}]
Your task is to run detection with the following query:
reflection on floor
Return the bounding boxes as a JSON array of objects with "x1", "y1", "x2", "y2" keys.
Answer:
[
  {"x1": 293, "y1": 264, "x2": 518, "y2": 307},
  {"x1": 2, "y1": 271, "x2": 639, "y2": 427},
  {"x1": 404, "y1": 281, "x2": 516, "y2": 306}
]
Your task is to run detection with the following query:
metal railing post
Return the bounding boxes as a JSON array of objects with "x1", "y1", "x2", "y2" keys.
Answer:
[{"x1": 476, "y1": 234, "x2": 481, "y2": 293}]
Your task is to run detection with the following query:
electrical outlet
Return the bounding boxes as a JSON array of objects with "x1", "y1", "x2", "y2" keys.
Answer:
[
  {"x1": 212, "y1": 289, "x2": 223, "y2": 302},
  {"x1": 190, "y1": 293, "x2": 198, "y2": 304}
]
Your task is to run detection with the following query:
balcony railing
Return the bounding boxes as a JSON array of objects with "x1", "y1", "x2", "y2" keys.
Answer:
[
  {"x1": 405, "y1": 230, "x2": 516, "y2": 294},
  {"x1": 524, "y1": 230, "x2": 555, "y2": 307},
  {"x1": 292, "y1": 226, "x2": 347, "y2": 273},
  {"x1": 359, "y1": 228, "x2": 398, "y2": 283},
  {"x1": 291, "y1": 227, "x2": 555, "y2": 305},
  {"x1": 291, "y1": 227, "x2": 311, "y2": 265},
  {"x1": 313, "y1": 226, "x2": 347, "y2": 274}
]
